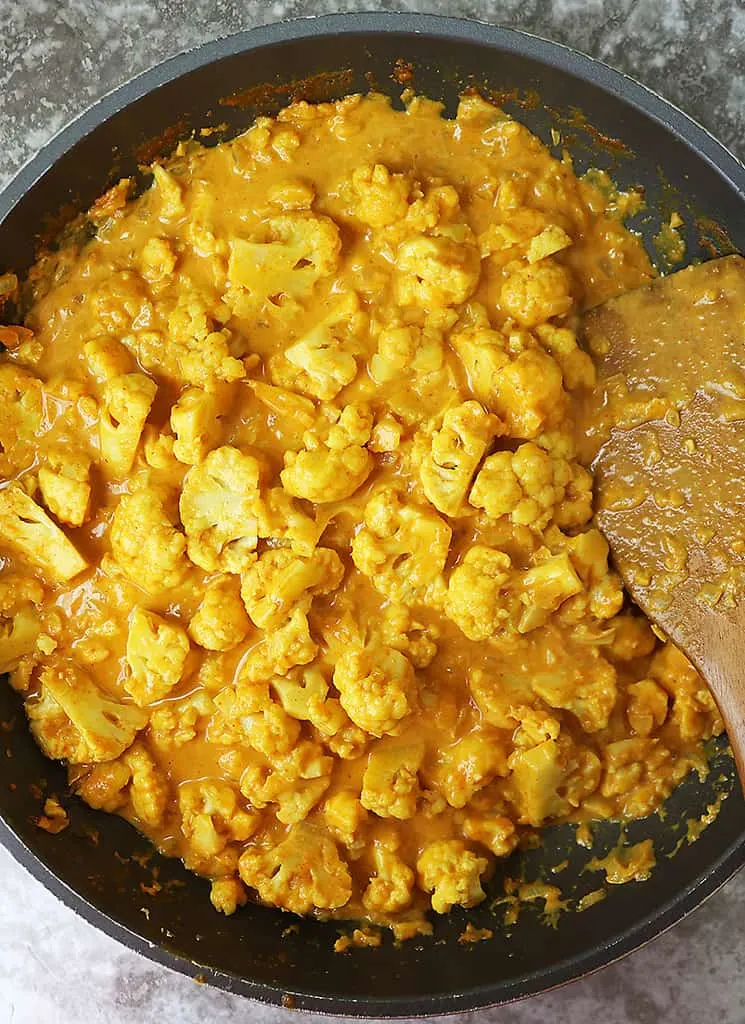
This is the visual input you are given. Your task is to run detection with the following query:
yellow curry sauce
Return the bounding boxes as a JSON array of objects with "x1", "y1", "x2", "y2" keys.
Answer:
[{"x1": 0, "y1": 92, "x2": 723, "y2": 937}]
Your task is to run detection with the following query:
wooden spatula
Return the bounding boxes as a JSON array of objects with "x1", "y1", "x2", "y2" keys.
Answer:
[{"x1": 580, "y1": 254, "x2": 745, "y2": 782}]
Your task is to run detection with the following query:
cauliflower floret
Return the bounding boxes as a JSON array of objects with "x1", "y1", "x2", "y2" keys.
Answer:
[
  {"x1": 0, "y1": 364, "x2": 43, "y2": 478},
  {"x1": 180, "y1": 446, "x2": 261, "y2": 573},
  {"x1": 368, "y1": 321, "x2": 455, "y2": 426},
  {"x1": 348, "y1": 163, "x2": 412, "y2": 227},
  {"x1": 373, "y1": 602, "x2": 439, "y2": 670},
  {"x1": 0, "y1": 484, "x2": 88, "y2": 583},
  {"x1": 210, "y1": 876, "x2": 248, "y2": 915},
  {"x1": 27, "y1": 659, "x2": 147, "y2": 763},
  {"x1": 240, "y1": 547, "x2": 344, "y2": 630},
  {"x1": 251, "y1": 771, "x2": 331, "y2": 826},
  {"x1": 98, "y1": 372, "x2": 157, "y2": 477},
  {"x1": 445, "y1": 545, "x2": 513, "y2": 642},
  {"x1": 140, "y1": 235, "x2": 177, "y2": 283},
  {"x1": 420, "y1": 401, "x2": 500, "y2": 517},
  {"x1": 83, "y1": 337, "x2": 135, "y2": 381},
  {"x1": 506, "y1": 735, "x2": 581, "y2": 825},
  {"x1": 171, "y1": 388, "x2": 223, "y2": 464},
  {"x1": 527, "y1": 224, "x2": 573, "y2": 264},
  {"x1": 256, "y1": 486, "x2": 323, "y2": 557},
  {"x1": 110, "y1": 487, "x2": 187, "y2": 593},
  {"x1": 124, "y1": 742, "x2": 171, "y2": 825},
  {"x1": 179, "y1": 779, "x2": 259, "y2": 861},
  {"x1": 427, "y1": 731, "x2": 509, "y2": 809},
  {"x1": 361, "y1": 738, "x2": 425, "y2": 820},
  {"x1": 333, "y1": 646, "x2": 417, "y2": 738},
  {"x1": 124, "y1": 606, "x2": 190, "y2": 706},
  {"x1": 238, "y1": 823, "x2": 352, "y2": 915},
  {"x1": 162, "y1": 292, "x2": 246, "y2": 388},
  {"x1": 0, "y1": 577, "x2": 44, "y2": 674},
  {"x1": 469, "y1": 443, "x2": 593, "y2": 530},
  {"x1": 416, "y1": 840, "x2": 488, "y2": 914},
  {"x1": 240, "y1": 607, "x2": 317, "y2": 682},
  {"x1": 249, "y1": 381, "x2": 316, "y2": 446},
  {"x1": 75, "y1": 742, "x2": 168, "y2": 826},
  {"x1": 450, "y1": 318, "x2": 567, "y2": 439},
  {"x1": 499, "y1": 259, "x2": 573, "y2": 327},
  {"x1": 210, "y1": 679, "x2": 301, "y2": 755},
  {"x1": 514, "y1": 552, "x2": 585, "y2": 633},
  {"x1": 535, "y1": 323, "x2": 596, "y2": 391},
  {"x1": 351, "y1": 487, "x2": 451, "y2": 603},
  {"x1": 0, "y1": 604, "x2": 40, "y2": 674},
  {"x1": 149, "y1": 690, "x2": 215, "y2": 749},
  {"x1": 271, "y1": 668, "x2": 365, "y2": 761},
  {"x1": 525, "y1": 634, "x2": 618, "y2": 732},
  {"x1": 463, "y1": 814, "x2": 519, "y2": 858},
  {"x1": 363, "y1": 846, "x2": 414, "y2": 913},
  {"x1": 324, "y1": 790, "x2": 369, "y2": 850},
  {"x1": 626, "y1": 678, "x2": 669, "y2": 737},
  {"x1": 281, "y1": 444, "x2": 373, "y2": 504},
  {"x1": 141, "y1": 427, "x2": 185, "y2": 487},
  {"x1": 370, "y1": 323, "x2": 444, "y2": 386},
  {"x1": 189, "y1": 576, "x2": 250, "y2": 651},
  {"x1": 227, "y1": 213, "x2": 341, "y2": 316},
  {"x1": 152, "y1": 163, "x2": 185, "y2": 220},
  {"x1": 274, "y1": 294, "x2": 363, "y2": 401},
  {"x1": 396, "y1": 235, "x2": 480, "y2": 308},
  {"x1": 38, "y1": 448, "x2": 92, "y2": 527}
]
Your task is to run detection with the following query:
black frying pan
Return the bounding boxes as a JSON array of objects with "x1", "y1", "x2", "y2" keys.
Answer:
[{"x1": 1, "y1": 13, "x2": 744, "y2": 1016}]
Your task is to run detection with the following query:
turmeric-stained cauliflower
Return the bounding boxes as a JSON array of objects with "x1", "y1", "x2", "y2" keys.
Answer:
[
  {"x1": 256, "y1": 487, "x2": 322, "y2": 557},
  {"x1": 179, "y1": 779, "x2": 259, "y2": 860},
  {"x1": 500, "y1": 259, "x2": 573, "y2": 327},
  {"x1": 240, "y1": 547, "x2": 344, "y2": 630},
  {"x1": 349, "y1": 163, "x2": 412, "y2": 227},
  {"x1": 38, "y1": 448, "x2": 92, "y2": 527},
  {"x1": 351, "y1": 487, "x2": 451, "y2": 603},
  {"x1": 180, "y1": 446, "x2": 261, "y2": 573},
  {"x1": 75, "y1": 742, "x2": 169, "y2": 826},
  {"x1": 99, "y1": 372, "x2": 157, "y2": 477},
  {"x1": 363, "y1": 846, "x2": 415, "y2": 913},
  {"x1": 420, "y1": 401, "x2": 500, "y2": 517},
  {"x1": 0, "y1": 484, "x2": 88, "y2": 583},
  {"x1": 469, "y1": 442, "x2": 593, "y2": 530},
  {"x1": 505, "y1": 733, "x2": 601, "y2": 826},
  {"x1": 0, "y1": 364, "x2": 43, "y2": 478},
  {"x1": 149, "y1": 690, "x2": 215, "y2": 750},
  {"x1": 124, "y1": 607, "x2": 190, "y2": 705},
  {"x1": 427, "y1": 731, "x2": 509, "y2": 809},
  {"x1": 83, "y1": 337, "x2": 134, "y2": 381},
  {"x1": 281, "y1": 443, "x2": 373, "y2": 504},
  {"x1": 273, "y1": 293, "x2": 364, "y2": 401},
  {"x1": 416, "y1": 840, "x2": 488, "y2": 914},
  {"x1": 238, "y1": 823, "x2": 352, "y2": 915},
  {"x1": 110, "y1": 487, "x2": 187, "y2": 593},
  {"x1": 27, "y1": 659, "x2": 147, "y2": 763},
  {"x1": 445, "y1": 545, "x2": 513, "y2": 642},
  {"x1": 171, "y1": 387, "x2": 223, "y2": 464},
  {"x1": 450, "y1": 314, "x2": 567, "y2": 438},
  {"x1": 227, "y1": 213, "x2": 341, "y2": 316},
  {"x1": 361, "y1": 738, "x2": 425, "y2": 820},
  {"x1": 0, "y1": 575, "x2": 43, "y2": 675},
  {"x1": 333, "y1": 645, "x2": 418, "y2": 738},
  {"x1": 240, "y1": 608, "x2": 317, "y2": 682},
  {"x1": 396, "y1": 235, "x2": 480, "y2": 309},
  {"x1": 189, "y1": 576, "x2": 250, "y2": 651},
  {"x1": 162, "y1": 291, "x2": 246, "y2": 388}
]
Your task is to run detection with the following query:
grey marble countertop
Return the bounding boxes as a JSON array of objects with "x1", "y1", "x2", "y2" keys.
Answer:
[{"x1": 2, "y1": 1, "x2": 745, "y2": 1022}]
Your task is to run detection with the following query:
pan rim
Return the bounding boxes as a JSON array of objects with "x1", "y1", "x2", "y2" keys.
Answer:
[{"x1": 1, "y1": 12, "x2": 744, "y2": 1016}]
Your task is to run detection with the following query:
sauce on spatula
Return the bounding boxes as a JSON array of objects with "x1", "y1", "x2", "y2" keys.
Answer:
[{"x1": 579, "y1": 254, "x2": 745, "y2": 780}]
